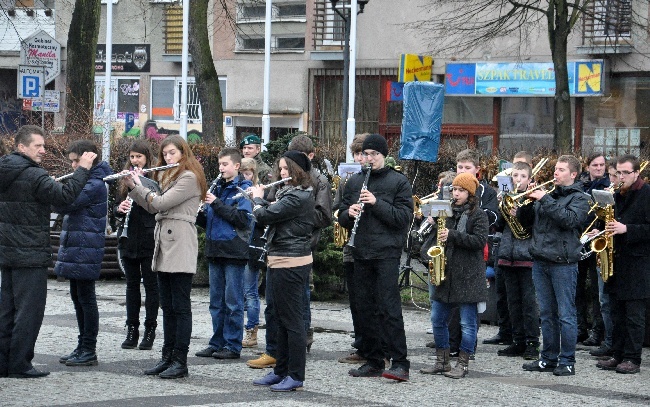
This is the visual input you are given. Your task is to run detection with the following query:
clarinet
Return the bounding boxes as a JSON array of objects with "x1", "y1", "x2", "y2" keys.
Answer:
[
  {"x1": 347, "y1": 165, "x2": 372, "y2": 248},
  {"x1": 119, "y1": 197, "x2": 134, "y2": 240},
  {"x1": 199, "y1": 173, "x2": 222, "y2": 214}
]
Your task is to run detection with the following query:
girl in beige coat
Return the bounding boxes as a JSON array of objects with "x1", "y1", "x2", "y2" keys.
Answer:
[{"x1": 124, "y1": 135, "x2": 207, "y2": 379}]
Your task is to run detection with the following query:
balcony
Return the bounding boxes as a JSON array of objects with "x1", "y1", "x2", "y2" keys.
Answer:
[
  {"x1": 577, "y1": 0, "x2": 633, "y2": 54},
  {"x1": 311, "y1": 0, "x2": 346, "y2": 60}
]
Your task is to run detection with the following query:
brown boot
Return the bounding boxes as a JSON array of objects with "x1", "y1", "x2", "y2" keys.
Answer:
[
  {"x1": 420, "y1": 348, "x2": 451, "y2": 374},
  {"x1": 242, "y1": 326, "x2": 258, "y2": 348},
  {"x1": 444, "y1": 350, "x2": 470, "y2": 379}
]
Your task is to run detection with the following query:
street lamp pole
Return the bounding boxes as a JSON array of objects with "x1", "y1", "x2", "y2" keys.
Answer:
[
  {"x1": 179, "y1": 0, "x2": 190, "y2": 140},
  {"x1": 262, "y1": 0, "x2": 272, "y2": 147},
  {"x1": 102, "y1": 0, "x2": 113, "y2": 162}
]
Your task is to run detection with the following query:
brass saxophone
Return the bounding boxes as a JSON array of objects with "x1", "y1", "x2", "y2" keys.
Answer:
[
  {"x1": 427, "y1": 210, "x2": 450, "y2": 286},
  {"x1": 590, "y1": 204, "x2": 615, "y2": 282}
]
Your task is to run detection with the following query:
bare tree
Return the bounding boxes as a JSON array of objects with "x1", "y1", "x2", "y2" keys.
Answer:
[
  {"x1": 65, "y1": 0, "x2": 101, "y2": 136},
  {"x1": 414, "y1": 0, "x2": 647, "y2": 152}
]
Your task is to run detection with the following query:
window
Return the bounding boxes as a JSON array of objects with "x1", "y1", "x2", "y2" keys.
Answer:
[
  {"x1": 237, "y1": 1, "x2": 306, "y2": 22},
  {"x1": 278, "y1": 4, "x2": 306, "y2": 18},
  {"x1": 235, "y1": 1, "x2": 306, "y2": 52},
  {"x1": 236, "y1": 35, "x2": 305, "y2": 51},
  {"x1": 94, "y1": 78, "x2": 118, "y2": 120},
  {"x1": 150, "y1": 77, "x2": 227, "y2": 123},
  {"x1": 94, "y1": 77, "x2": 142, "y2": 120},
  {"x1": 593, "y1": 0, "x2": 631, "y2": 37},
  {"x1": 276, "y1": 37, "x2": 305, "y2": 50}
]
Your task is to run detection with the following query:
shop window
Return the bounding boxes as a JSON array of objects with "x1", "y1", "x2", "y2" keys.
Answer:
[
  {"x1": 443, "y1": 97, "x2": 493, "y2": 125},
  {"x1": 150, "y1": 77, "x2": 227, "y2": 123}
]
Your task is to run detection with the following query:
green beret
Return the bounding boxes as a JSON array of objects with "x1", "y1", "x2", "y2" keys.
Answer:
[{"x1": 239, "y1": 134, "x2": 262, "y2": 148}]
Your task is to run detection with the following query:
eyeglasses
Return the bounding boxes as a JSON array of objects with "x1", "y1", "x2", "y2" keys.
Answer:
[
  {"x1": 615, "y1": 170, "x2": 636, "y2": 176},
  {"x1": 362, "y1": 151, "x2": 382, "y2": 158}
]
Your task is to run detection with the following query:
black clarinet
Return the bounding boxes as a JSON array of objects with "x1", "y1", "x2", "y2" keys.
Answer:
[
  {"x1": 347, "y1": 165, "x2": 372, "y2": 247},
  {"x1": 258, "y1": 225, "x2": 270, "y2": 263},
  {"x1": 199, "y1": 173, "x2": 222, "y2": 214}
]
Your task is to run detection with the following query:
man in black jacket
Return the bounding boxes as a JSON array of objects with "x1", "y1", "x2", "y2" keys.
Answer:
[
  {"x1": 0, "y1": 125, "x2": 96, "y2": 378},
  {"x1": 339, "y1": 134, "x2": 413, "y2": 382},
  {"x1": 596, "y1": 155, "x2": 650, "y2": 374},
  {"x1": 519, "y1": 155, "x2": 589, "y2": 377}
]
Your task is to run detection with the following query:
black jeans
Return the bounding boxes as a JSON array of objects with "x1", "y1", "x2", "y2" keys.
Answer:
[
  {"x1": 122, "y1": 256, "x2": 159, "y2": 328},
  {"x1": 495, "y1": 263, "x2": 512, "y2": 338},
  {"x1": 576, "y1": 256, "x2": 603, "y2": 337},
  {"x1": 270, "y1": 264, "x2": 310, "y2": 382},
  {"x1": 344, "y1": 261, "x2": 363, "y2": 351},
  {"x1": 0, "y1": 267, "x2": 47, "y2": 375},
  {"x1": 502, "y1": 265, "x2": 540, "y2": 344},
  {"x1": 611, "y1": 294, "x2": 646, "y2": 366},
  {"x1": 158, "y1": 272, "x2": 193, "y2": 356},
  {"x1": 353, "y1": 259, "x2": 409, "y2": 370},
  {"x1": 263, "y1": 267, "x2": 277, "y2": 358},
  {"x1": 70, "y1": 279, "x2": 99, "y2": 352}
]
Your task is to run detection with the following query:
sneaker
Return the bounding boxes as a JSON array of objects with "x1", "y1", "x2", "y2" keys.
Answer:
[
  {"x1": 522, "y1": 359, "x2": 556, "y2": 372},
  {"x1": 212, "y1": 349, "x2": 240, "y2": 359},
  {"x1": 497, "y1": 343, "x2": 526, "y2": 357},
  {"x1": 195, "y1": 346, "x2": 217, "y2": 357},
  {"x1": 382, "y1": 366, "x2": 409, "y2": 382},
  {"x1": 253, "y1": 371, "x2": 284, "y2": 386},
  {"x1": 553, "y1": 364, "x2": 575, "y2": 376},
  {"x1": 270, "y1": 376, "x2": 303, "y2": 392},
  {"x1": 589, "y1": 345, "x2": 613, "y2": 358},
  {"x1": 338, "y1": 352, "x2": 366, "y2": 364},
  {"x1": 348, "y1": 363, "x2": 384, "y2": 378},
  {"x1": 246, "y1": 353, "x2": 277, "y2": 369},
  {"x1": 523, "y1": 343, "x2": 540, "y2": 360}
]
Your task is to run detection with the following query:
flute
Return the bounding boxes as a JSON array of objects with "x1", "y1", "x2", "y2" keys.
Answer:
[
  {"x1": 103, "y1": 163, "x2": 179, "y2": 181},
  {"x1": 232, "y1": 177, "x2": 292, "y2": 199},
  {"x1": 55, "y1": 172, "x2": 75, "y2": 182}
]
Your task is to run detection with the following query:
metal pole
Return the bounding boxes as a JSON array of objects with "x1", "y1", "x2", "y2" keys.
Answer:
[
  {"x1": 341, "y1": 11, "x2": 350, "y2": 156},
  {"x1": 262, "y1": 0, "x2": 272, "y2": 147},
  {"x1": 346, "y1": 0, "x2": 358, "y2": 163},
  {"x1": 179, "y1": 0, "x2": 189, "y2": 140},
  {"x1": 102, "y1": 0, "x2": 113, "y2": 162}
]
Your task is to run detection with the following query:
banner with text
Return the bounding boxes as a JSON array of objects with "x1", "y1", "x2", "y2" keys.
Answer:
[{"x1": 445, "y1": 60, "x2": 605, "y2": 97}]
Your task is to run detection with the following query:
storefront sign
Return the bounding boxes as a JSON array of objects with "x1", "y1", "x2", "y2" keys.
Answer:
[
  {"x1": 95, "y1": 44, "x2": 150, "y2": 73},
  {"x1": 387, "y1": 82, "x2": 404, "y2": 101},
  {"x1": 20, "y1": 31, "x2": 61, "y2": 85},
  {"x1": 445, "y1": 60, "x2": 605, "y2": 97},
  {"x1": 398, "y1": 54, "x2": 433, "y2": 82}
]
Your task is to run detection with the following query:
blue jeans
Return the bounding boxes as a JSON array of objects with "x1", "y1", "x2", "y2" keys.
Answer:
[
  {"x1": 243, "y1": 264, "x2": 260, "y2": 330},
  {"x1": 431, "y1": 301, "x2": 477, "y2": 355},
  {"x1": 597, "y1": 272, "x2": 613, "y2": 349},
  {"x1": 532, "y1": 260, "x2": 578, "y2": 366},
  {"x1": 208, "y1": 261, "x2": 245, "y2": 354}
]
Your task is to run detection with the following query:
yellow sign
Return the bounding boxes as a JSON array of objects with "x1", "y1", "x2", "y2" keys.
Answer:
[
  {"x1": 577, "y1": 61, "x2": 602, "y2": 93},
  {"x1": 398, "y1": 54, "x2": 433, "y2": 82}
]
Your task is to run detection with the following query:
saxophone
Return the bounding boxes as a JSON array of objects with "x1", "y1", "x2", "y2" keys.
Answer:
[
  {"x1": 590, "y1": 204, "x2": 615, "y2": 282},
  {"x1": 427, "y1": 211, "x2": 449, "y2": 286}
]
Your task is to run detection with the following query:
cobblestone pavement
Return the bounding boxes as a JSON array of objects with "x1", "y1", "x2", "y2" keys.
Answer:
[{"x1": 1, "y1": 279, "x2": 649, "y2": 406}]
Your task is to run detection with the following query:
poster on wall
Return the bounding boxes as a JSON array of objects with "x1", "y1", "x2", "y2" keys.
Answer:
[
  {"x1": 117, "y1": 79, "x2": 140, "y2": 119},
  {"x1": 95, "y1": 44, "x2": 150, "y2": 73}
]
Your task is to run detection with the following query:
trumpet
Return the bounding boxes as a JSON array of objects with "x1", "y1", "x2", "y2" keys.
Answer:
[
  {"x1": 102, "y1": 163, "x2": 179, "y2": 181},
  {"x1": 502, "y1": 179, "x2": 557, "y2": 208}
]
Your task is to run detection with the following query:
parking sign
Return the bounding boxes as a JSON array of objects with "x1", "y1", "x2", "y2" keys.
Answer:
[{"x1": 18, "y1": 65, "x2": 45, "y2": 99}]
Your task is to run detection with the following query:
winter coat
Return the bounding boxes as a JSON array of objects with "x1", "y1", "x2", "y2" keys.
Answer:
[
  {"x1": 129, "y1": 170, "x2": 201, "y2": 274},
  {"x1": 579, "y1": 172, "x2": 610, "y2": 230},
  {"x1": 607, "y1": 180, "x2": 650, "y2": 300},
  {"x1": 115, "y1": 184, "x2": 156, "y2": 259},
  {"x1": 309, "y1": 168, "x2": 333, "y2": 250},
  {"x1": 518, "y1": 181, "x2": 589, "y2": 264},
  {"x1": 0, "y1": 152, "x2": 90, "y2": 268},
  {"x1": 495, "y1": 214, "x2": 534, "y2": 265},
  {"x1": 253, "y1": 186, "x2": 315, "y2": 258},
  {"x1": 53, "y1": 162, "x2": 112, "y2": 280},
  {"x1": 433, "y1": 204, "x2": 489, "y2": 304},
  {"x1": 201, "y1": 174, "x2": 253, "y2": 261},
  {"x1": 338, "y1": 166, "x2": 413, "y2": 260}
]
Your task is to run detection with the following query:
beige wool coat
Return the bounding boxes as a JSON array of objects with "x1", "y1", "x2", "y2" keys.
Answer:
[{"x1": 129, "y1": 170, "x2": 201, "y2": 274}]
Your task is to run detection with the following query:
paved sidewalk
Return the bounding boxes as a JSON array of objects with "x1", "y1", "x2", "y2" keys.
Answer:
[{"x1": 1, "y1": 279, "x2": 649, "y2": 406}]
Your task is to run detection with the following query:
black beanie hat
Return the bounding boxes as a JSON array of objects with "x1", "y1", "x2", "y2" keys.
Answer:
[
  {"x1": 362, "y1": 134, "x2": 388, "y2": 157},
  {"x1": 283, "y1": 150, "x2": 311, "y2": 173}
]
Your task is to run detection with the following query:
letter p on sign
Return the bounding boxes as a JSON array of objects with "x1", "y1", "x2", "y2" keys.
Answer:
[{"x1": 23, "y1": 76, "x2": 40, "y2": 98}]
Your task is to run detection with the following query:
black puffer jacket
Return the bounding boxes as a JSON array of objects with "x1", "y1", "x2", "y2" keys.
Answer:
[
  {"x1": 495, "y1": 215, "x2": 534, "y2": 264},
  {"x1": 0, "y1": 152, "x2": 90, "y2": 268},
  {"x1": 338, "y1": 166, "x2": 413, "y2": 260},
  {"x1": 253, "y1": 186, "x2": 315, "y2": 258},
  {"x1": 433, "y1": 204, "x2": 489, "y2": 304},
  {"x1": 518, "y1": 181, "x2": 589, "y2": 263}
]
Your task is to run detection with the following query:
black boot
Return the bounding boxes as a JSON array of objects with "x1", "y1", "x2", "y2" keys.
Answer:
[
  {"x1": 121, "y1": 324, "x2": 139, "y2": 349},
  {"x1": 144, "y1": 347, "x2": 172, "y2": 376},
  {"x1": 139, "y1": 324, "x2": 156, "y2": 350},
  {"x1": 159, "y1": 350, "x2": 188, "y2": 379}
]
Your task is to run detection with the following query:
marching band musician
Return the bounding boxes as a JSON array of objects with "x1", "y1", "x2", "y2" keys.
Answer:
[
  {"x1": 0, "y1": 125, "x2": 96, "y2": 378},
  {"x1": 250, "y1": 151, "x2": 315, "y2": 392},
  {"x1": 240, "y1": 134, "x2": 272, "y2": 184},
  {"x1": 493, "y1": 162, "x2": 540, "y2": 360},
  {"x1": 576, "y1": 153, "x2": 610, "y2": 347},
  {"x1": 54, "y1": 140, "x2": 113, "y2": 368},
  {"x1": 420, "y1": 172, "x2": 488, "y2": 379},
  {"x1": 596, "y1": 155, "x2": 650, "y2": 374},
  {"x1": 338, "y1": 134, "x2": 413, "y2": 382},
  {"x1": 115, "y1": 140, "x2": 159, "y2": 351},
  {"x1": 519, "y1": 155, "x2": 589, "y2": 376},
  {"x1": 123, "y1": 135, "x2": 207, "y2": 379}
]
